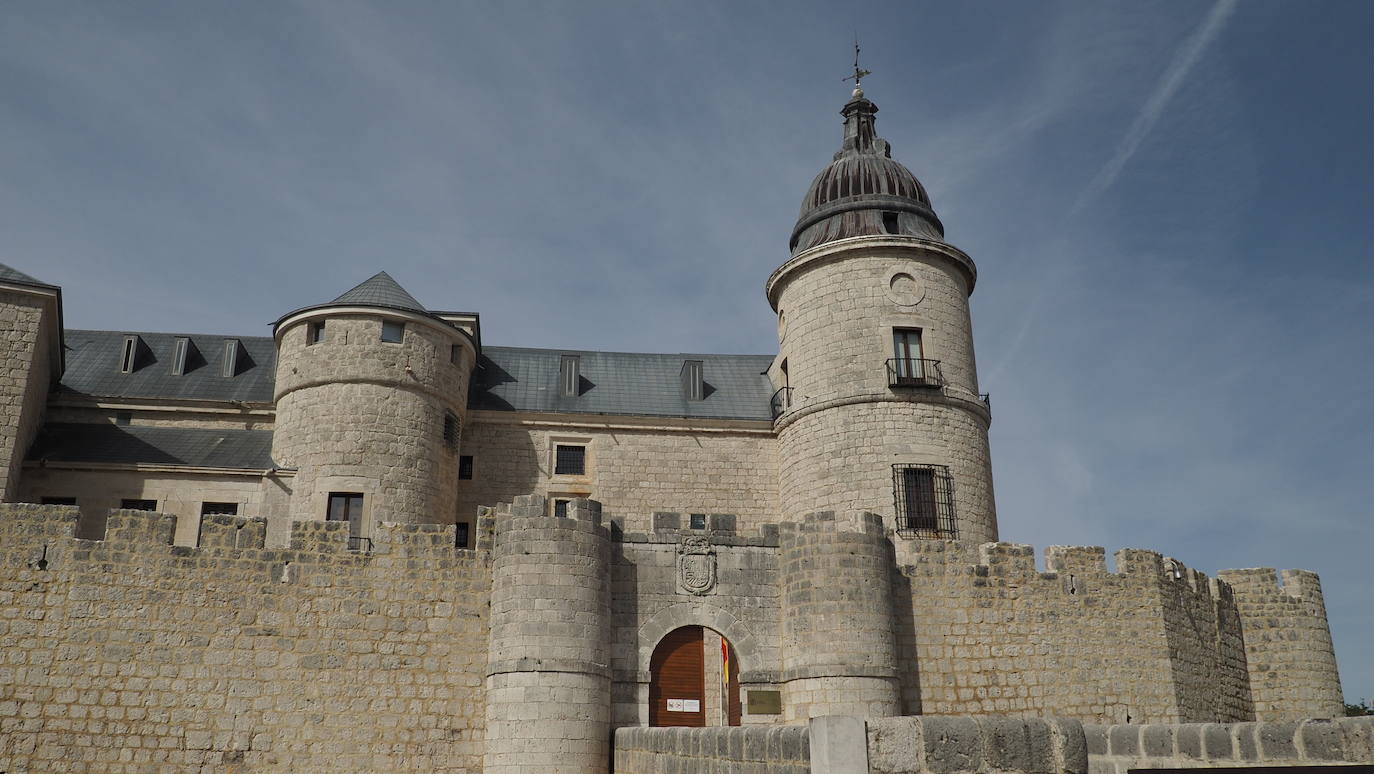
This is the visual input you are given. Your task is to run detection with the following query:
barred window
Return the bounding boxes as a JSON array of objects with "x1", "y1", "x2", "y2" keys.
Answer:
[
  {"x1": 443, "y1": 412, "x2": 460, "y2": 449},
  {"x1": 893, "y1": 463, "x2": 957, "y2": 538},
  {"x1": 554, "y1": 444, "x2": 586, "y2": 476}
]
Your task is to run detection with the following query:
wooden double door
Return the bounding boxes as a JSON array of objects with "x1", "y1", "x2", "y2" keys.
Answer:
[{"x1": 648, "y1": 626, "x2": 740, "y2": 727}]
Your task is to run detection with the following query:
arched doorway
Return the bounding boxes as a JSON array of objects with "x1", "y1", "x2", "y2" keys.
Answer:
[{"x1": 648, "y1": 626, "x2": 741, "y2": 727}]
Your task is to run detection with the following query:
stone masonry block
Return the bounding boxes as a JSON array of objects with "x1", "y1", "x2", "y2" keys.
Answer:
[
  {"x1": 922, "y1": 716, "x2": 983, "y2": 774},
  {"x1": 1108, "y1": 725, "x2": 1139, "y2": 757},
  {"x1": 1298, "y1": 719, "x2": 1345, "y2": 761},
  {"x1": 1202, "y1": 724, "x2": 1233, "y2": 759},
  {"x1": 1141, "y1": 725, "x2": 1173, "y2": 758},
  {"x1": 1258, "y1": 721, "x2": 1300, "y2": 760}
]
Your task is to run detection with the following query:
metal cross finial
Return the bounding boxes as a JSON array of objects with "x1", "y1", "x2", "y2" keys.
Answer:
[{"x1": 842, "y1": 36, "x2": 872, "y2": 89}]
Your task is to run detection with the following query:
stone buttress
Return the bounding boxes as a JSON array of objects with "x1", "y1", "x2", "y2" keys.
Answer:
[
  {"x1": 484, "y1": 495, "x2": 612, "y2": 774},
  {"x1": 779, "y1": 511, "x2": 901, "y2": 720}
]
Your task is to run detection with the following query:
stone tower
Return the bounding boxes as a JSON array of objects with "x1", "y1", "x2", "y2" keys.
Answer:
[
  {"x1": 769, "y1": 87, "x2": 997, "y2": 721},
  {"x1": 0, "y1": 265, "x2": 62, "y2": 503},
  {"x1": 270, "y1": 272, "x2": 476, "y2": 534},
  {"x1": 484, "y1": 495, "x2": 612, "y2": 774},
  {"x1": 768, "y1": 87, "x2": 996, "y2": 544}
]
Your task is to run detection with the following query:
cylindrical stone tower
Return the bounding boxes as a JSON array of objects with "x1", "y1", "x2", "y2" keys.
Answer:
[
  {"x1": 768, "y1": 87, "x2": 997, "y2": 544},
  {"x1": 779, "y1": 511, "x2": 901, "y2": 720},
  {"x1": 484, "y1": 495, "x2": 611, "y2": 774},
  {"x1": 271, "y1": 271, "x2": 475, "y2": 529}
]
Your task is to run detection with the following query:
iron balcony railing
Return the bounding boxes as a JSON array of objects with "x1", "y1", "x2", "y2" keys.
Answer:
[
  {"x1": 769, "y1": 387, "x2": 793, "y2": 419},
  {"x1": 886, "y1": 358, "x2": 945, "y2": 388}
]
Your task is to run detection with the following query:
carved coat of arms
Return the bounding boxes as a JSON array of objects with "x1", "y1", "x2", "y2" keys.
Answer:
[{"x1": 677, "y1": 536, "x2": 716, "y2": 596}]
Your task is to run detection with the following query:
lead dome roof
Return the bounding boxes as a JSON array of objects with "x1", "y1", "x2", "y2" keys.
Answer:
[{"x1": 790, "y1": 90, "x2": 945, "y2": 255}]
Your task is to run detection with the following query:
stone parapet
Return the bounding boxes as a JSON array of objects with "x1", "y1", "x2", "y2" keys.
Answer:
[
  {"x1": 613, "y1": 724, "x2": 811, "y2": 774},
  {"x1": 1085, "y1": 717, "x2": 1374, "y2": 774}
]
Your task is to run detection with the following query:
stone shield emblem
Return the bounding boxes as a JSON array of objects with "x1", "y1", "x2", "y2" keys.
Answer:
[{"x1": 677, "y1": 536, "x2": 716, "y2": 596}]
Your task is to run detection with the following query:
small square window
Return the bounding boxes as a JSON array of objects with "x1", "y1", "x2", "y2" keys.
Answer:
[
  {"x1": 200, "y1": 502, "x2": 238, "y2": 516},
  {"x1": 552, "y1": 498, "x2": 571, "y2": 518},
  {"x1": 458, "y1": 455, "x2": 474, "y2": 480},
  {"x1": 41, "y1": 496, "x2": 77, "y2": 506},
  {"x1": 554, "y1": 444, "x2": 586, "y2": 476},
  {"x1": 121, "y1": 499, "x2": 157, "y2": 511},
  {"x1": 455, "y1": 522, "x2": 470, "y2": 548},
  {"x1": 308, "y1": 321, "x2": 326, "y2": 346},
  {"x1": 689, "y1": 513, "x2": 707, "y2": 530},
  {"x1": 381, "y1": 320, "x2": 404, "y2": 343}
]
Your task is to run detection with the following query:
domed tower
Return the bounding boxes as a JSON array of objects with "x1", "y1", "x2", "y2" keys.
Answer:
[
  {"x1": 768, "y1": 86, "x2": 997, "y2": 544},
  {"x1": 271, "y1": 272, "x2": 477, "y2": 536}
]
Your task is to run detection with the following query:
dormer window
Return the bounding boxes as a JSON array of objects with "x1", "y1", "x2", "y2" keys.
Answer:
[
  {"x1": 221, "y1": 339, "x2": 243, "y2": 378},
  {"x1": 307, "y1": 321, "x2": 326, "y2": 346},
  {"x1": 559, "y1": 355, "x2": 580, "y2": 397},
  {"x1": 118, "y1": 335, "x2": 140, "y2": 373},
  {"x1": 681, "y1": 359, "x2": 704, "y2": 401},
  {"x1": 170, "y1": 337, "x2": 190, "y2": 375},
  {"x1": 882, "y1": 211, "x2": 900, "y2": 234}
]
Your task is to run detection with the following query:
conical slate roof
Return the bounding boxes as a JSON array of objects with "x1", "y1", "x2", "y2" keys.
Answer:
[
  {"x1": 274, "y1": 270, "x2": 434, "y2": 330},
  {"x1": 329, "y1": 271, "x2": 427, "y2": 314}
]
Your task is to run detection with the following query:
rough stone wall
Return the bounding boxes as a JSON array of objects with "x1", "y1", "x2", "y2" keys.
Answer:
[
  {"x1": 770, "y1": 242, "x2": 996, "y2": 542},
  {"x1": 0, "y1": 503, "x2": 490, "y2": 774},
  {"x1": 896, "y1": 541, "x2": 1256, "y2": 724},
  {"x1": 17, "y1": 467, "x2": 271, "y2": 545},
  {"x1": 612, "y1": 724, "x2": 810, "y2": 774},
  {"x1": 611, "y1": 522, "x2": 782, "y2": 727},
  {"x1": 456, "y1": 416, "x2": 780, "y2": 534},
  {"x1": 1084, "y1": 717, "x2": 1374, "y2": 774},
  {"x1": 779, "y1": 511, "x2": 901, "y2": 721},
  {"x1": 777, "y1": 401, "x2": 995, "y2": 543},
  {"x1": 0, "y1": 289, "x2": 53, "y2": 502},
  {"x1": 273, "y1": 314, "x2": 470, "y2": 527},
  {"x1": 1216, "y1": 567, "x2": 1344, "y2": 720},
  {"x1": 484, "y1": 495, "x2": 611, "y2": 774}
]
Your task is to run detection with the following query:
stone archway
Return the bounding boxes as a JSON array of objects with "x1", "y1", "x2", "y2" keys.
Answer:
[{"x1": 648, "y1": 625, "x2": 741, "y2": 727}]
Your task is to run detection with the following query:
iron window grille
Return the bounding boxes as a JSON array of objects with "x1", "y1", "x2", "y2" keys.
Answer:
[
  {"x1": 347, "y1": 536, "x2": 374, "y2": 552},
  {"x1": 554, "y1": 444, "x2": 586, "y2": 476},
  {"x1": 443, "y1": 412, "x2": 460, "y2": 449},
  {"x1": 892, "y1": 464, "x2": 957, "y2": 539},
  {"x1": 458, "y1": 455, "x2": 474, "y2": 480}
]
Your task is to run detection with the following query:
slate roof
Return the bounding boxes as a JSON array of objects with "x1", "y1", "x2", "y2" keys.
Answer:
[
  {"x1": 28, "y1": 423, "x2": 275, "y2": 469},
  {"x1": 328, "y1": 271, "x2": 427, "y2": 314},
  {"x1": 0, "y1": 263, "x2": 55, "y2": 288},
  {"x1": 59, "y1": 330, "x2": 276, "y2": 403},
  {"x1": 471, "y1": 347, "x2": 776, "y2": 422}
]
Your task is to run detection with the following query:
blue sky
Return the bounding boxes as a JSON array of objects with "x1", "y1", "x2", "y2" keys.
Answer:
[{"x1": 2, "y1": 1, "x2": 1371, "y2": 704}]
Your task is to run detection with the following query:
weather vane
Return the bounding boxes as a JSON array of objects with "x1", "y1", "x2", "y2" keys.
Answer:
[{"x1": 842, "y1": 35, "x2": 872, "y2": 92}]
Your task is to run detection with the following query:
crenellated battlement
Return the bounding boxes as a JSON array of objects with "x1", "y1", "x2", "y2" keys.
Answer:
[
  {"x1": 781, "y1": 509, "x2": 887, "y2": 538},
  {"x1": 0, "y1": 503, "x2": 483, "y2": 565}
]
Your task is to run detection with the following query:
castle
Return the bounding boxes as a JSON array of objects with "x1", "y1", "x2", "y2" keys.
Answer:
[{"x1": 0, "y1": 85, "x2": 1348, "y2": 773}]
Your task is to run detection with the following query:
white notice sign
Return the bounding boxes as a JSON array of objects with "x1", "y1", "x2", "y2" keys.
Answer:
[{"x1": 682, "y1": 699, "x2": 700, "y2": 712}]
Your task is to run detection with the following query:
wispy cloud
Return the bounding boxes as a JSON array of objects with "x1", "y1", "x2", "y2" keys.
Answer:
[{"x1": 1075, "y1": 0, "x2": 1239, "y2": 210}]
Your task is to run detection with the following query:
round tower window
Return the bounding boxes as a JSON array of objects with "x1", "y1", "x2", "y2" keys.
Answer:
[{"x1": 885, "y1": 270, "x2": 924, "y2": 307}]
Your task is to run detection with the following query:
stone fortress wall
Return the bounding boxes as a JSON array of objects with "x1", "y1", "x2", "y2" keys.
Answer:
[
  {"x1": 0, "y1": 287, "x2": 56, "y2": 504},
  {"x1": 0, "y1": 503, "x2": 490, "y2": 774},
  {"x1": 0, "y1": 494, "x2": 1349, "y2": 773}
]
